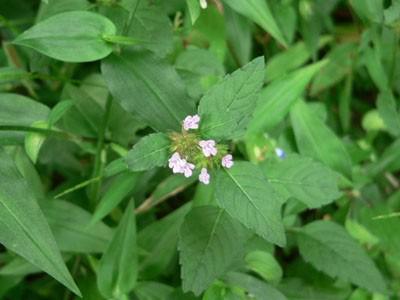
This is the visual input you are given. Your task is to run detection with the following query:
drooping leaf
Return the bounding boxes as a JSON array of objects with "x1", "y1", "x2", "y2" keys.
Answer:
[
  {"x1": 296, "y1": 220, "x2": 387, "y2": 294},
  {"x1": 97, "y1": 201, "x2": 138, "y2": 299},
  {"x1": 245, "y1": 251, "x2": 283, "y2": 284},
  {"x1": 102, "y1": 50, "x2": 195, "y2": 132},
  {"x1": 14, "y1": 11, "x2": 116, "y2": 62},
  {"x1": 42, "y1": 200, "x2": 113, "y2": 253},
  {"x1": 262, "y1": 155, "x2": 341, "y2": 208},
  {"x1": 0, "y1": 148, "x2": 80, "y2": 296},
  {"x1": 248, "y1": 60, "x2": 327, "y2": 134},
  {"x1": 125, "y1": 133, "x2": 171, "y2": 172},
  {"x1": 290, "y1": 100, "x2": 352, "y2": 178},
  {"x1": 222, "y1": 0, "x2": 288, "y2": 47},
  {"x1": 179, "y1": 205, "x2": 250, "y2": 295},
  {"x1": 215, "y1": 161, "x2": 286, "y2": 246},
  {"x1": 198, "y1": 57, "x2": 264, "y2": 140}
]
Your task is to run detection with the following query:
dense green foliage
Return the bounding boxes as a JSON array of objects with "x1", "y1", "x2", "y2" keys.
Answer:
[{"x1": 0, "y1": 0, "x2": 400, "y2": 299}]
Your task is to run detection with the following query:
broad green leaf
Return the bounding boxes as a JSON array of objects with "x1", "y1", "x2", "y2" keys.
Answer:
[
  {"x1": 14, "y1": 11, "x2": 116, "y2": 62},
  {"x1": 0, "y1": 93, "x2": 49, "y2": 145},
  {"x1": 296, "y1": 220, "x2": 387, "y2": 294},
  {"x1": 125, "y1": 133, "x2": 171, "y2": 171},
  {"x1": 179, "y1": 205, "x2": 250, "y2": 295},
  {"x1": 139, "y1": 203, "x2": 191, "y2": 279},
  {"x1": 102, "y1": 50, "x2": 195, "y2": 132},
  {"x1": 248, "y1": 60, "x2": 327, "y2": 134},
  {"x1": 262, "y1": 155, "x2": 341, "y2": 208},
  {"x1": 36, "y1": 0, "x2": 89, "y2": 21},
  {"x1": 245, "y1": 251, "x2": 283, "y2": 284},
  {"x1": 224, "y1": 272, "x2": 287, "y2": 300},
  {"x1": 24, "y1": 121, "x2": 47, "y2": 163},
  {"x1": 265, "y1": 37, "x2": 332, "y2": 82},
  {"x1": 0, "y1": 148, "x2": 80, "y2": 296},
  {"x1": 290, "y1": 100, "x2": 352, "y2": 178},
  {"x1": 43, "y1": 200, "x2": 113, "y2": 253},
  {"x1": 377, "y1": 91, "x2": 400, "y2": 136},
  {"x1": 92, "y1": 171, "x2": 139, "y2": 224},
  {"x1": 215, "y1": 161, "x2": 286, "y2": 246},
  {"x1": 222, "y1": 0, "x2": 288, "y2": 47},
  {"x1": 97, "y1": 201, "x2": 138, "y2": 299},
  {"x1": 134, "y1": 281, "x2": 174, "y2": 300},
  {"x1": 198, "y1": 57, "x2": 264, "y2": 140}
]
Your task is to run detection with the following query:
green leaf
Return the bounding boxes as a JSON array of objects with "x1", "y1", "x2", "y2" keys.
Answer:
[
  {"x1": 349, "y1": 0, "x2": 384, "y2": 23},
  {"x1": 377, "y1": 91, "x2": 400, "y2": 136},
  {"x1": 179, "y1": 205, "x2": 250, "y2": 295},
  {"x1": 125, "y1": 133, "x2": 171, "y2": 171},
  {"x1": 245, "y1": 251, "x2": 283, "y2": 284},
  {"x1": 14, "y1": 11, "x2": 116, "y2": 62},
  {"x1": 92, "y1": 171, "x2": 139, "y2": 224},
  {"x1": 24, "y1": 121, "x2": 47, "y2": 164},
  {"x1": 139, "y1": 203, "x2": 191, "y2": 279},
  {"x1": 222, "y1": 0, "x2": 288, "y2": 47},
  {"x1": 97, "y1": 201, "x2": 138, "y2": 299},
  {"x1": 290, "y1": 100, "x2": 352, "y2": 178},
  {"x1": 263, "y1": 155, "x2": 341, "y2": 208},
  {"x1": 198, "y1": 57, "x2": 264, "y2": 140},
  {"x1": 102, "y1": 50, "x2": 195, "y2": 132},
  {"x1": 215, "y1": 161, "x2": 286, "y2": 246},
  {"x1": 0, "y1": 67, "x2": 30, "y2": 84},
  {"x1": 224, "y1": 272, "x2": 287, "y2": 300},
  {"x1": 42, "y1": 200, "x2": 113, "y2": 253},
  {"x1": 296, "y1": 220, "x2": 387, "y2": 294},
  {"x1": 186, "y1": 0, "x2": 201, "y2": 24},
  {"x1": 134, "y1": 281, "x2": 174, "y2": 300},
  {"x1": 248, "y1": 60, "x2": 327, "y2": 134},
  {"x1": 0, "y1": 148, "x2": 80, "y2": 296}
]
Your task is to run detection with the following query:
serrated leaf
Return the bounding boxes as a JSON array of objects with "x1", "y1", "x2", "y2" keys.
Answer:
[
  {"x1": 296, "y1": 220, "x2": 387, "y2": 294},
  {"x1": 14, "y1": 11, "x2": 116, "y2": 62},
  {"x1": 247, "y1": 60, "x2": 327, "y2": 134},
  {"x1": 215, "y1": 161, "x2": 286, "y2": 246},
  {"x1": 179, "y1": 205, "x2": 250, "y2": 295},
  {"x1": 222, "y1": 0, "x2": 288, "y2": 47},
  {"x1": 0, "y1": 148, "x2": 80, "y2": 296},
  {"x1": 198, "y1": 57, "x2": 264, "y2": 140},
  {"x1": 102, "y1": 50, "x2": 195, "y2": 132},
  {"x1": 263, "y1": 155, "x2": 341, "y2": 208},
  {"x1": 125, "y1": 133, "x2": 171, "y2": 171},
  {"x1": 97, "y1": 201, "x2": 138, "y2": 299},
  {"x1": 290, "y1": 100, "x2": 352, "y2": 178}
]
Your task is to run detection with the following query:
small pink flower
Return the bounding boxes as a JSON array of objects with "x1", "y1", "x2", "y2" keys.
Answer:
[
  {"x1": 199, "y1": 140, "x2": 217, "y2": 157},
  {"x1": 199, "y1": 168, "x2": 210, "y2": 184},
  {"x1": 169, "y1": 152, "x2": 183, "y2": 173},
  {"x1": 221, "y1": 154, "x2": 234, "y2": 168},
  {"x1": 183, "y1": 114, "x2": 200, "y2": 131},
  {"x1": 181, "y1": 159, "x2": 195, "y2": 177}
]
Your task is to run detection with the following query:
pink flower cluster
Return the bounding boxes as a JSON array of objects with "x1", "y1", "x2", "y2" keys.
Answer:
[{"x1": 168, "y1": 114, "x2": 234, "y2": 184}]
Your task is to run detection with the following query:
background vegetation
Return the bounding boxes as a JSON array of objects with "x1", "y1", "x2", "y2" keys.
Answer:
[{"x1": 0, "y1": 0, "x2": 400, "y2": 299}]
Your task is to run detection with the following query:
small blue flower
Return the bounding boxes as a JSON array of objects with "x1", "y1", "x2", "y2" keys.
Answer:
[{"x1": 275, "y1": 147, "x2": 286, "y2": 159}]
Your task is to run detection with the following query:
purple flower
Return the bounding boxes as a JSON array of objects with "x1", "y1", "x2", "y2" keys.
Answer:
[
  {"x1": 183, "y1": 114, "x2": 200, "y2": 131},
  {"x1": 275, "y1": 148, "x2": 286, "y2": 159},
  {"x1": 181, "y1": 159, "x2": 195, "y2": 177},
  {"x1": 169, "y1": 152, "x2": 183, "y2": 173},
  {"x1": 199, "y1": 140, "x2": 217, "y2": 157},
  {"x1": 199, "y1": 168, "x2": 210, "y2": 184},
  {"x1": 221, "y1": 154, "x2": 234, "y2": 168}
]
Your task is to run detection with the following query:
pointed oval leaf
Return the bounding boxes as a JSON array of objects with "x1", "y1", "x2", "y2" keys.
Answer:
[
  {"x1": 215, "y1": 161, "x2": 286, "y2": 246},
  {"x1": 0, "y1": 148, "x2": 80, "y2": 296},
  {"x1": 14, "y1": 11, "x2": 116, "y2": 62}
]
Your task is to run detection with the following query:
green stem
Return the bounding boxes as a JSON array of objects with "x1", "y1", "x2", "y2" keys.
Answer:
[
  {"x1": 54, "y1": 177, "x2": 102, "y2": 199},
  {"x1": 89, "y1": 95, "x2": 113, "y2": 208},
  {"x1": 102, "y1": 34, "x2": 139, "y2": 45}
]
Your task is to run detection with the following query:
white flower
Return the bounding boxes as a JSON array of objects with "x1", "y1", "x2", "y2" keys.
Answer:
[
  {"x1": 183, "y1": 114, "x2": 200, "y2": 131},
  {"x1": 181, "y1": 159, "x2": 195, "y2": 177},
  {"x1": 199, "y1": 0, "x2": 207, "y2": 9},
  {"x1": 168, "y1": 152, "x2": 183, "y2": 173},
  {"x1": 199, "y1": 168, "x2": 210, "y2": 184},
  {"x1": 199, "y1": 140, "x2": 217, "y2": 157},
  {"x1": 221, "y1": 154, "x2": 234, "y2": 168},
  {"x1": 275, "y1": 147, "x2": 286, "y2": 159}
]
